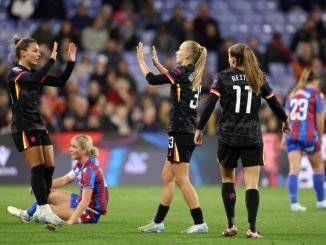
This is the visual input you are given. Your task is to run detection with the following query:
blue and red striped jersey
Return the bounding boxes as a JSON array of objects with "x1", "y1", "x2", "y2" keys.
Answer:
[
  {"x1": 285, "y1": 87, "x2": 323, "y2": 142},
  {"x1": 73, "y1": 157, "x2": 109, "y2": 215}
]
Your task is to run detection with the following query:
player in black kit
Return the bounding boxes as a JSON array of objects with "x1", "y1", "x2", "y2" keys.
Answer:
[
  {"x1": 195, "y1": 43, "x2": 291, "y2": 238},
  {"x1": 7, "y1": 36, "x2": 77, "y2": 227},
  {"x1": 136, "y1": 41, "x2": 208, "y2": 233}
]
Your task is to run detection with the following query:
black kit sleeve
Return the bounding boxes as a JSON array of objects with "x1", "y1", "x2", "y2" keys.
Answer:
[
  {"x1": 40, "y1": 61, "x2": 75, "y2": 87},
  {"x1": 146, "y1": 72, "x2": 171, "y2": 85},
  {"x1": 266, "y1": 96, "x2": 288, "y2": 122},
  {"x1": 13, "y1": 58, "x2": 55, "y2": 83},
  {"x1": 197, "y1": 93, "x2": 220, "y2": 130}
]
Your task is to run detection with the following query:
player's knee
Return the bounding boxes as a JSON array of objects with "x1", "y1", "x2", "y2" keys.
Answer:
[{"x1": 161, "y1": 172, "x2": 174, "y2": 185}]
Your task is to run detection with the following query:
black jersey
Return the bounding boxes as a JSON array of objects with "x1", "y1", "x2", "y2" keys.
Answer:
[
  {"x1": 207, "y1": 68, "x2": 275, "y2": 147},
  {"x1": 145, "y1": 65, "x2": 200, "y2": 134},
  {"x1": 7, "y1": 59, "x2": 75, "y2": 133}
]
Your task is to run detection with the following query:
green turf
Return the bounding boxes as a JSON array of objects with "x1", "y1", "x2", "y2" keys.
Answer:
[{"x1": 0, "y1": 185, "x2": 325, "y2": 244}]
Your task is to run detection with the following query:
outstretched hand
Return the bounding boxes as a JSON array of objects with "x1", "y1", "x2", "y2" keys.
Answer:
[
  {"x1": 136, "y1": 42, "x2": 145, "y2": 61},
  {"x1": 152, "y1": 45, "x2": 159, "y2": 66},
  {"x1": 50, "y1": 41, "x2": 58, "y2": 61},
  {"x1": 67, "y1": 42, "x2": 77, "y2": 62}
]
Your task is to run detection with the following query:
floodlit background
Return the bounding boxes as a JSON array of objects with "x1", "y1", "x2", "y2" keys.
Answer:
[{"x1": 0, "y1": 0, "x2": 326, "y2": 186}]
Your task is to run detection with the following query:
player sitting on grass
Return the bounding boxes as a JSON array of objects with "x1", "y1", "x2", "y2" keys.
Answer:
[{"x1": 7, "y1": 135, "x2": 109, "y2": 229}]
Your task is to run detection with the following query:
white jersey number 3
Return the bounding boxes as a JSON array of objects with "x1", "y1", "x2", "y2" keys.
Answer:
[
  {"x1": 233, "y1": 85, "x2": 252, "y2": 114},
  {"x1": 190, "y1": 85, "x2": 201, "y2": 109}
]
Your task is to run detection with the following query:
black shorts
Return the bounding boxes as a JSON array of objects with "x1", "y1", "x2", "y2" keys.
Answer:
[
  {"x1": 167, "y1": 133, "x2": 195, "y2": 163},
  {"x1": 12, "y1": 130, "x2": 52, "y2": 152},
  {"x1": 217, "y1": 141, "x2": 264, "y2": 168}
]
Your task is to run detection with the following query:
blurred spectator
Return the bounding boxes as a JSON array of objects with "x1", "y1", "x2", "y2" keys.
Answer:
[
  {"x1": 0, "y1": 88, "x2": 11, "y2": 135},
  {"x1": 152, "y1": 24, "x2": 178, "y2": 55},
  {"x1": 73, "y1": 52, "x2": 94, "y2": 80},
  {"x1": 99, "y1": 4, "x2": 115, "y2": 36},
  {"x1": 290, "y1": 18, "x2": 317, "y2": 53},
  {"x1": 55, "y1": 20, "x2": 80, "y2": 49},
  {"x1": 70, "y1": 2, "x2": 93, "y2": 37},
  {"x1": 107, "y1": 77, "x2": 135, "y2": 108},
  {"x1": 81, "y1": 15, "x2": 109, "y2": 52},
  {"x1": 158, "y1": 98, "x2": 170, "y2": 131},
  {"x1": 40, "y1": 87, "x2": 65, "y2": 132},
  {"x1": 111, "y1": 0, "x2": 132, "y2": 34},
  {"x1": 264, "y1": 32, "x2": 292, "y2": 72},
  {"x1": 31, "y1": 19, "x2": 55, "y2": 49},
  {"x1": 179, "y1": 19, "x2": 196, "y2": 42},
  {"x1": 310, "y1": 5, "x2": 326, "y2": 63},
  {"x1": 193, "y1": 2, "x2": 221, "y2": 47},
  {"x1": 201, "y1": 22, "x2": 222, "y2": 52},
  {"x1": 100, "y1": 39, "x2": 123, "y2": 69},
  {"x1": 101, "y1": 104, "x2": 131, "y2": 135},
  {"x1": 217, "y1": 37, "x2": 235, "y2": 72},
  {"x1": 166, "y1": 4, "x2": 186, "y2": 45},
  {"x1": 33, "y1": 0, "x2": 66, "y2": 19},
  {"x1": 118, "y1": 19, "x2": 139, "y2": 51},
  {"x1": 90, "y1": 55, "x2": 108, "y2": 93},
  {"x1": 279, "y1": 0, "x2": 325, "y2": 12},
  {"x1": 292, "y1": 41, "x2": 315, "y2": 81},
  {"x1": 137, "y1": 0, "x2": 162, "y2": 30},
  {"x1": 0, "y1": 61, "x2": 9, "y2": 89},
  {"x1": 87, "y1": 80, "x2": 105, "y2": 109},
  {"x1": 140, "y1": 94, "x2": 159, "y2": 127},
  {"x1": 104, "y1": 68, "x2": 117, "y2": 94},
  {"x1": 247, "y1": 36, "x2": 264, "y2": 68},
  {"x1": 7, "y1": 0, "x2": 36, "y2": 20},
  {"x1": 116, "y1": 59, "x2": 138, "y2": 94},
  {"x1": 60, "y1": 94, "x2": 89, "y2": 131},
  {"x1": 311, "y1": 57, "x2": 326, "y2": 93}
]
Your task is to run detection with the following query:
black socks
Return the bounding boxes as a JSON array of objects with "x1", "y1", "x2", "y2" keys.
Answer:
[
  {"x1": 44, "y1": 166, "x2": 55, "y2": 195},
  {"x1": 31, "y1": 164, "x2": 48, "y2": 205},
  {"x1": 190, "y1": 207, "x2": 204, "y2": 225},
  {"x1": 246, "y1": 189, "x2": 259, "y2": 232},
  {"x1": 222, "y1": 183, "x2": 236, "y2": 228},
  {"x1": 154, "y1": 204, "x2": 170, "y2": 223}
]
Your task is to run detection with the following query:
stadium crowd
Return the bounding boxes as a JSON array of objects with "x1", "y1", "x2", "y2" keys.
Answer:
[{"x1": 0, "y1": 0, "x2": 326, "y2": 136}]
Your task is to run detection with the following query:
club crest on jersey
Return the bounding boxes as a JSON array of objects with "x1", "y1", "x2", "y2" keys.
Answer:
[
  {"x1": 12, "y1": 67, "x2": 23, "y2": 73},
  {"x1": 188, "y1": 72, "x2": 195, "y2": 82}
]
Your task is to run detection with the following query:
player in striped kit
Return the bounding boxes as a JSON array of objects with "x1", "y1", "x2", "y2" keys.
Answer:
[
  {"x1": 282, "y1": 69, "x2": 326, "y2": 212},
  {"x1": 8, "y1": 135, "x2": 109, "y2": 229}
]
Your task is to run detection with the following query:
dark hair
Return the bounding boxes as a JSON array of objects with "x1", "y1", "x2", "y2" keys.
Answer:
[
  {"x1": 229, "y1": 43, "x2": 264, "y2": 95},
  {"x1": 12, "y1": 35, "x2": 37, "y2": 60}
]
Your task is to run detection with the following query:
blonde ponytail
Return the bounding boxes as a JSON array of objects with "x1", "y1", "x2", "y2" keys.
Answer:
[
  {"x1": 291, "y1": 69, "x2": 320, "y2": 95},
  {"x1": 229, "y1": 43, "x2": 264, "y2": 95},
  {"x1": 183, "y1": 41, "x2": 207, "y2": 90}
]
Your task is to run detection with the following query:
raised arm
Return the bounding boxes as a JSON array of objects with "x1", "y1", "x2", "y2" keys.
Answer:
[
  {"x1": 136, "y1": 42, "x2": 151, "y2": 77},
  {"x1": 40, "y1": 43, "x2": 77, "y2": 87},
  {"x1": 14, "y1": 42, "x2": 58, "y2": 84},
  {"x1": 152, "y1": 46, "x2": 168, "y2": 74},
  {"x1": 137, "y1": 42, "x2": 171, "y2": 85}
]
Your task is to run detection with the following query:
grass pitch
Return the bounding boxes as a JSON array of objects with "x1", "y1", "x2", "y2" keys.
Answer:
[{"x1": 0, "y1": 185, "x2": 325, "y2": 244}]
